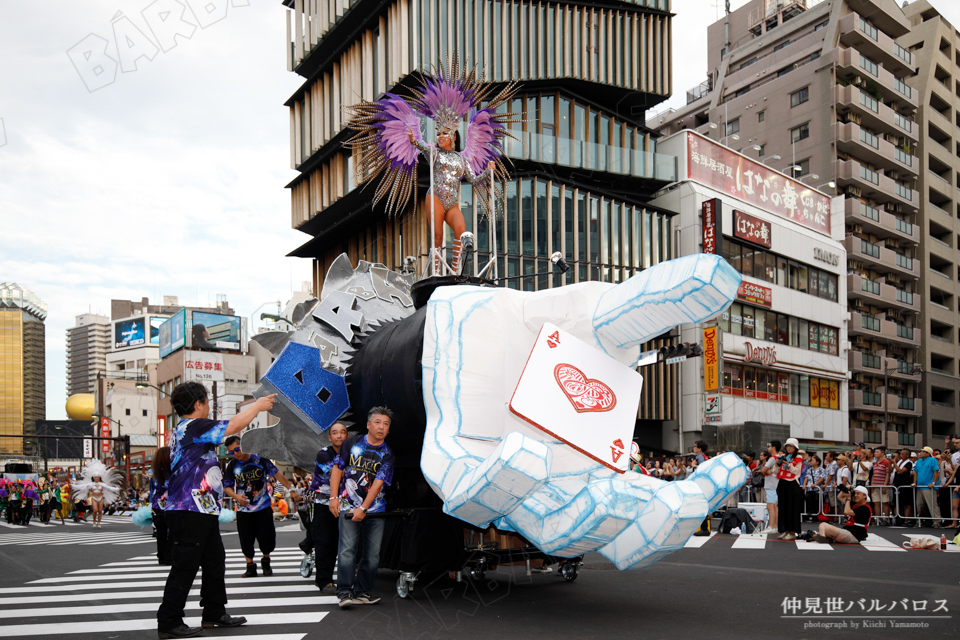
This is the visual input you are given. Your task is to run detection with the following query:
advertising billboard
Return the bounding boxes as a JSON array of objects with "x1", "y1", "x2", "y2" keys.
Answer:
[
  {"x1": 189, "y1": 311, "x2": 241, "y2": 351},
  {"x1": 159, "y1": 309, "x2": 186, "y2": 358},
  {"x1": 149, "y1": 317, "x2": 166, "y2": 345},
  {"x1": 114, "y1": 317, "x2": 146, "y2": 349},
  {"x1": 686, "y1": 131, "x2": 831, "y2": 236}
]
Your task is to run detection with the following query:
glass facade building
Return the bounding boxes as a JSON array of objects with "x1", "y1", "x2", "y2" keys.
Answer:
[
  {"x1": 282, "y1": 0, "x2": 681, "y2": 422},
  {"x1": 0, "y1": 283, "x2": 47, "y2": 456}
]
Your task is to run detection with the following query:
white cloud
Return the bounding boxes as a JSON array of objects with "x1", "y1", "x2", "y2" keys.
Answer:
[{"x1": 0, "y1": 1, "x2": 309, "y2": 418}]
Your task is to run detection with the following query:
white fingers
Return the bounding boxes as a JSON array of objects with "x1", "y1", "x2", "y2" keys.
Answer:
[
  {"x1": 593, "y1": 253, "x2": 740, "y2": 348},
  {"x1": 686, "y1": 452, "x2": 748, "y2": 513},
  {"x1": 443, "y1": 431, "x2": 552, "y2": 528},
  {"x1": 598, "y1": 480, "x2": 709, "y2": 570}
]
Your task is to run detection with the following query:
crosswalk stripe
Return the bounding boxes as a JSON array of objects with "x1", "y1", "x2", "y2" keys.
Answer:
[
  {"x1": 8, "y1": 575, "x2": 314, "y2": 593},
  {"x1": 863, "y1": 533, "x2": 906, "y2": 551},
  {"x1": 0, "y1": 583, "x2": 324, "y2": 606},
  {"x1": 69, "y1": 562, "x2": 306, "y2": 574},
  {"x1": 26, "y1": 522, "x2": 55, "y2": 527},
  {"x1": 730, "y1": 534, "x2": 766, "y2": 549},
  {"x1": 1, "y1": 612, "x2": 327, "y2": 637},
  {"x1": 33, "y1": 568, "x2": 311, "y2": 583},
  {"x1": 0, "y1": 596, "x2": 337, "y2": 620},
  {"x1": 683, "y1": 531, "x2": 717, "y2": 548},
  {"x1": 795, "y1": 539, "x2": 832, "y2": 550},
  {"x1": 101, "y1": 556, "x2": 304, "y2": 568},
  {"x1": 28, "y1": 572, "x2": 320, "y2": 585}
]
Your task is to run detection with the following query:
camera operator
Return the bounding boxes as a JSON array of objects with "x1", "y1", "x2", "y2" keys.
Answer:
[{"x1": 812, "y1": 486, "x2": 872, "y2": 545}]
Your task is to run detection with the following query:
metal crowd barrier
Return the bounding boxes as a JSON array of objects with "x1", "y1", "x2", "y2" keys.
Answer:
[{"x1": 796, "y1": 483, "x2": 955, "y2": 526}]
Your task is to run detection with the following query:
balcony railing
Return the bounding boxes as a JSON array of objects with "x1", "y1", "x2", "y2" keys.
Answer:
[
  {"x1": 895, "y1": 289, "x2": 914, "y2": 304},
  {"x1": 895, "y1": 78, "x2": 912, "y2": 98},
  {"x1": 894, "y1": 182, "x2": 913, "y2": 201},
  {"x1": 862, "y1": 315, "x2": 881, "y2": 331},
  {"x1": 897, "y1": 360, "x2": 917, "y2": 374},
  {"x1": 896, "y1": 324, "x2": 914, "y2": 340},
  {"x1": 860, "y1": 203, "x2": 880, "y2": 221},
  {"x1": 861, "y1": 279, "x2": 880, "y2": 295},
  {"x1": 894, "y1": 148, "x2": 912, "y2": 167},
  {"x1": 859, "y1": 90, "x2": 879, "y2": 112},
  {"x1": 898, "y1": 432, "x2": 915, "y2": 446},
  {"x1": 860, "y1": 165, "x2": 880, "y2": 184},
  {"x1": 863, "y1": 353, "x2": 881, "y2": 369},
  {"x1": 859, "y1": 18, "x2": 878, "y2": 40},
  {"x1": 860, "y1": 128, "x2": 879, "y2": 149},
  {"x1": 895, "y1": 253, "x2": 913, "y2": 270},
  {"x1": 863, "y1": 391, "x2": 882, "y2": 406},
  {"x1": 895, "y1": 43, "x2": 912, "y2": 66},
  {"x1": 894, "y1": 217, "x2": 913, "y2": 235},
  {"x1": 894, "y1": 113, "x2": 913, "y2": 133},
  {"x1": 861, "y1": 239, "x2": 880, "y2": 258},
  {"x1": 504, "y1": 131, "x2": 678, "y2": 182}
]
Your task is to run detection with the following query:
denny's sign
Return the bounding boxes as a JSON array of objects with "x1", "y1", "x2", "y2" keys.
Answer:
[{"x1": 704, "y1": 326, "x2": 720, "y2": 392}]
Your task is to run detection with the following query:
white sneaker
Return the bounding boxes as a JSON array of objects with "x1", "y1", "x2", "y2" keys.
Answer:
[{"x1": 761, "y1": 527, "x2": 778, "y2": 534}]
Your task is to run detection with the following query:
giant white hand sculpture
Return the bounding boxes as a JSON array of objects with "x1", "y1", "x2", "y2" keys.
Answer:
[{"x1": 420, "y1": 253, "x2": 747, "y2": 569}]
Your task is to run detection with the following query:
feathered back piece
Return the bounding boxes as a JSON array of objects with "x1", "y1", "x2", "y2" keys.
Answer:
[
  {"x1": 71, "y1": 459, "x2": 123, "y2": 503},
  {"x1": 346, "y1": 53, "x2": 522, "y2": 218}
]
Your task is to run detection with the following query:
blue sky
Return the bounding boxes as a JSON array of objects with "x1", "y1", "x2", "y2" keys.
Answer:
[{"x1": 0, "y1": 0, "x2": 955, "y2": 419}]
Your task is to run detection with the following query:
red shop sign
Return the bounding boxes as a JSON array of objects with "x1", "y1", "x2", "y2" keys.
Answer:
[
  {"x1": 687, "y1": 131, "x2": 831, "y2": 235},
  {"x1": 737, "y1": 281, "x2": 772, "y2": 308},
  {"x1": 733, "y1": 209, "x2": 772, "y2": 249}
]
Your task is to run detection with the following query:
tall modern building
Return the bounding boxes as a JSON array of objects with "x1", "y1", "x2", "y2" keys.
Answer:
[
  {"x1": 898, "y1": 1, "x2": 960, "y2": 445},
  {"x1": 0, "y1": 283, "x2": 47, "y2": 456},
  {"x1": 652, "y1": 0, "x2": 923, "y2": 449},
  {"x1": 281, "y1": 0, "x2": 692, "y2": 446},
  {"x1": 65, "y1": 313, "x2": 110, "y2": 398}
]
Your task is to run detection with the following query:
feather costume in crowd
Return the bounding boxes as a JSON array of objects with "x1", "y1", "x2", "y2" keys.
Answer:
[
  {"x1": 71, "y1": 459, "x2": 123, "y2": 503},
  {"x1": 346, "y1": 54, "x2": 521, "y2": 219}
]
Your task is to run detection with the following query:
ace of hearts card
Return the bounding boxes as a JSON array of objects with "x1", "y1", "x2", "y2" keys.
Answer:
[{"x1": 509, "y1": 322, "x2": 644, "y2": 473}]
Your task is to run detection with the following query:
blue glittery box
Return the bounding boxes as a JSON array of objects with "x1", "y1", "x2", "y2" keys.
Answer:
[{"x1": 260, "y1": 341, "x2": 349, "y2": 434}]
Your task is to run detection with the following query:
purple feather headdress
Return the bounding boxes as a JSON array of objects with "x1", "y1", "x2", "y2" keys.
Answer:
[{"x1": 346, "y1": 54, "x2": 521, "y2": 218}]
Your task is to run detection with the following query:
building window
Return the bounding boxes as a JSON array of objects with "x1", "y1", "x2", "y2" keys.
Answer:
[
  {"x1": 794, "y1": 158, "x2": 810, "y2": 176},
  {"x1": 790, "y1": 123, "x2": 809, "y2": 143},
  {"x1": 790, "y1": 87, "x2": 809, "y2": 107},
  {"x1": 777, "y1": 66, "x2": 793, "y2": 78},
  {"x1": 773, "y1": 40, "x2": 790, "y2": 52},
  {"x1": 726, "y1": 118, "x2": 740, "y2": 136},
  {"x1": 739, "y1": 57, "x2": 757, "y2": 70},
  {"x1": 125, "y1": 408, "x2": 131, "y2": 416},
  {"x1": 815, "y1": 20, "x2": 827, "y2": 31},
  {"x1": 757, "y1": 144, "x2": 765, "y2": 156},
  {"x1": 758, "y1": 111, "x2": 765, "y2": 123},
  {"x1": 859, "y1": 54, "x2": 878, "y2": 76},
  {"x1": 143, "y1": 410, "x2": 148, "y2": 417}
]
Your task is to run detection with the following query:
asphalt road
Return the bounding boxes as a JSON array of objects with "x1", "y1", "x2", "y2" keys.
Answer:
[{"x1": 1, "y1": 515, "x2": 957, "y2": 640}]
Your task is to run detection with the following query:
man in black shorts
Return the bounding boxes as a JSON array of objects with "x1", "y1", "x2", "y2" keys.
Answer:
[{"x1": 223, "y1": 436, "x2": 298, "y2": 578}]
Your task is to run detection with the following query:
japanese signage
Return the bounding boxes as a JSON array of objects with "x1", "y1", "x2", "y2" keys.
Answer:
[
  {"x1": 737, "y1": 281, "x2": 773, "y2": 308},
  {"x1": 82, "y1": 437, "x2": 92, "y2": 459},
  {"x1": 733, "y1": 210, "x2": 772, "y2": 248},
  {"x1": 101, "y1": 416, "x2": 110, "y2": 454},
  {"x1": 703, "y1": 326, "x2": 720, "y2": 392},
  {"x1": 744, "y1": 342, "x2": 777, "y2": 366},
  {"x1": 687, "y1": 132, "x2": 831, "y2": 235},
  {"x1": 157, "y1": 416, "x2": 166, "y2": 449},
  {"x1": 702, "y1": 198, "x2": 722, "y2": 255},
  {"x1": 184, "y1": 350, "x2": 225, "y2": 382}
]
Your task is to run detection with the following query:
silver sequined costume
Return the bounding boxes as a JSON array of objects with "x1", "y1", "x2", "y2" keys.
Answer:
[{"x1": 415, "y1": 140, "x2": 491, "y2": 213}]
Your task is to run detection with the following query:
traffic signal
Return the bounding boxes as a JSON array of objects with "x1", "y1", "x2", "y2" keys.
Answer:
[{"x1": 657, "y1": 342, "x2": 703, "y2": 363}]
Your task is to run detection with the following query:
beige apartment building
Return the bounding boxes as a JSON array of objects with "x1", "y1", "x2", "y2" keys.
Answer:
[
  {"x1": 900, "y1": 1, "x2": 960, "y2": 444},
  {"x1": 651, "y1": 0, "x2": 924, "y2": 449}
]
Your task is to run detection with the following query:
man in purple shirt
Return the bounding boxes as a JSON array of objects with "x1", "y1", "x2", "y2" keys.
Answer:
[{"x1": 156, "y1": 383, "x2": 276, "y2": 639}]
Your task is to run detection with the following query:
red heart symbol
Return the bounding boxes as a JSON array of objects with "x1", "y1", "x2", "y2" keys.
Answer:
[
  {"x1": 547, "y1": 340, "x2": 558, "y2": 349},
  {"x1": 554, "y1": 364, "x2": 617, "y2": 413}
]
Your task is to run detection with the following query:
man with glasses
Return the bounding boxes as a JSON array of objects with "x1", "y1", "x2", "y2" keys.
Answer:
[{"x1": 223, "y1": 436, "x2": 298, "y2": 578}]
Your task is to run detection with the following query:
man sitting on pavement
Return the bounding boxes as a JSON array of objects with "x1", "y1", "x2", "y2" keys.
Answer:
[{"x1": 812, "y1": 486, "x2": 872, "y2": 545}]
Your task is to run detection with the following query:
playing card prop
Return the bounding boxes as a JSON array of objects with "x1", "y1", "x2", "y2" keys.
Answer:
[
  {"x1": 261, "y1": 342, "x2": 350, "y2": 435},
  {"x1": 510, "y1": 323, "x2": 642, "y2": 473}
]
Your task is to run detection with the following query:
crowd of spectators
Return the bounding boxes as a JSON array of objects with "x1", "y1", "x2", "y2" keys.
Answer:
[{"x1": 634, "y1": 436, "x2": 960, "y2": 531}]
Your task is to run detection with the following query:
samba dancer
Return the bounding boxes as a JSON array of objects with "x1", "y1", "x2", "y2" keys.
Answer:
[{"x1": 347, "y1": 54, "x2": 520, "y2": 276}]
